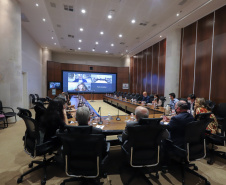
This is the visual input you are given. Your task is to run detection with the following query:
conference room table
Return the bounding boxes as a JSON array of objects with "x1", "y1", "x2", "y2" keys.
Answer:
[{"x1": 103, "y1": 95, "x2": 165, "y2": 115}]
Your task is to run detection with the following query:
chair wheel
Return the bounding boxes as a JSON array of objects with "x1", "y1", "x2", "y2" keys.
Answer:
[
  {"x1": 207, "y1": 160, "x2": 213, "y2": 165},
  {"x1": 17, "y1": 177, "x2": 23, "y2": 184},
  {"x1": 28, "y1": 163, "x2": 33, "y2": 168},
  {"x1": 60, "y1": 183, "x2": 65, "y2": 185},
  {"x1": 41, "y1": 180, "x2": 46, "y2": 185},
  {"x1": 206, "y1": 181, "x2": 211, "y2": 185},
  {"x1": 194, "y1": 166, "x2": 198, "y2": 171},
  {"x1": 155, "y1": 172, "x2": 159, "y2": 179}
]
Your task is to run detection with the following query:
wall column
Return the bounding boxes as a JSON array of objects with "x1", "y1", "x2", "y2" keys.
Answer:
[
  {"x1": 42, "y1": 48, "x2": 52, "y2": 97},
  {"x1": 164, "y1": 29, "x2": 181, "y2": 105},
  {"x1": 0, "y1": 1, "x2": 22, "y2": 113}
]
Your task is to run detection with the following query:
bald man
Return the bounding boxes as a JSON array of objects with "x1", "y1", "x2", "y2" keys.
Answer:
[
  {"x1": 122, "y1": 106, "x2": 149, "y2": 142},
  {"x1": 141, "y1": 91, "x2": 150, "y2": 103}
]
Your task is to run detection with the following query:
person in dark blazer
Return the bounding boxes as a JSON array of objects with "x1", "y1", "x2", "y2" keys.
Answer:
[
  {"x1": 122, "y1": 106, "x2": 149, "y2": 143},
  {"x1": 141, "y1": 91, "x2": 150, "y2": 103},
  {"x1": 187, "y1": 93, "x2": 196, "y2": 114},
  {"x1": 167, "y1": 101, "x2": 194, "y2": 148}
]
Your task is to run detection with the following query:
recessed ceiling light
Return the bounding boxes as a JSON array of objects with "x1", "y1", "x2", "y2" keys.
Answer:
[
  {"x1": 111, "y1": 44, "x2": 114, "y2": 47},
  {"x1": 36, "y1": 3, "x2": 39, "y2": 7},
  {"x1": 78, "y1": 39, "x2": 82, "y2": 42},
  {"x1": 108, "y1": 15, "x2": 112, "y2": 19},
  {"x1": 126, "y1": 50, "x2": 128, "y2": 52},
  {"x1": 78, "y1": 47, "x2": 81, "y2": 50},
  {"x1": 42, "y1": 18, "x2": 46, "y2": 22},
  {"x1": 176, "y1": 13, "x2": 179, "y2": 16},
  {"x1": 95, "y1": 42, "x2": 99, "y2": 45},
  {"x1": 81, "y1": 9, "x2": 86, "y2": 14},
  {"x1": 119, "y1": 34, "x2": 122, "y2": 38},
  {"x1": 92, "y1": 49, "x2": 95, "y2": 51},
  {"x1": 160, "y1": 35, "x2": 162, "y2": 38},
  {"x1": 106, "y1": 51, "x2": 108, "y2": 53},
  {"x1": 54, "y1": 43, "x2": 56, "y2": 45},
  {"x1": 131, "y1": 19, "x2": 136, "y2": 24},
  {"x1": 51, "y1": 37, "x2": 54, "y2": 39},
  {"x1": 100, "y1": 31, "x2": 104, "y2": 35},
  {"x1": 80, "y1": 28, "x2": 83, "y2": 31}
]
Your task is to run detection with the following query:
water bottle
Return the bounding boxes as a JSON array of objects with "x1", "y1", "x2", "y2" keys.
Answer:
[
  {"x1": 107, "y1": 113, "x2": 111, "y2": 123},
  {"x1": 130, "y1": 113, "x2": 134, "y2": 121},
  {"x1": 125, "y1": 97, "x2": 127, "y2": 101}
]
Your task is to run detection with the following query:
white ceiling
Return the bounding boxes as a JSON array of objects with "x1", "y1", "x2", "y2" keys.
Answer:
[{"x1": 18, "y1": 0, "x2": 226, "y2": 58}]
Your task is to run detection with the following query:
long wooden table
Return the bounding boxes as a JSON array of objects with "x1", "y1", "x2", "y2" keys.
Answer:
[
  {"x1": 68, "y1": 95, "x2": 163, "y2": 135},
  {"x1": 103, "y1": 95, "x2": 165, "y2": 115}
]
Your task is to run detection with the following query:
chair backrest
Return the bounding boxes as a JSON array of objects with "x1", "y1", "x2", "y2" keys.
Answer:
[
  {"x1": 195, "y1": 112, "x2": 212, "y2": 122},
  {"x1": 217, "y1": 103, "x2": 226, "y2": 118},
  {"x1": 127, "y1": 124, "x2": 165, "y2": 166},
  {"x1": 205, "y1": 100, "x2": 216, "y2": 112},
  {"x1": 35, "y1": 94, "x2": 40, "y2": 100},
  {"x1": 29, "y1": 94, "x2": 36, "y2": 104},
  {"x1": 149, "y1": 95, "x2": 154, "y2": 102},
  {"x1": 34, "y1": 103, "x2": 47, "y2": 123},
  {"x1": 17, "y1": 107, "x2": 32, "y2": 118},
  {"x1": 57, "y1": 133, "x2": 105, "y2": 177},
  {"x1": 64, "y1": 125, "x2": 93, "y2": 134},
  {"x1": 160, "y1": 96, "x2": 166, "y2": 107},
  {"x1": 139, "y1": 118, "x2": 162, "y2": 126},
  {"x1": 185, "y1": 120, "x2": 208, "y2": 161},
  {"x1": 0, "y1": 101, "x2": 3, "y2": 112}
]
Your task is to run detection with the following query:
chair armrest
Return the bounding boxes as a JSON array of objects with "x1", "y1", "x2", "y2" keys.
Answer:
[
  {"x1": 165, "y1": 139, "x2": 187, "y2": 156},
  {"x1": 117, "y1": 135, "x2": 122, "y2": 143},
  {"x1": 106, "y1": 142, "x2": 110, "y2": 153},
  {"x1": 208, "y1": 133, "x2": 226, "y2": 141},
  {"x1": 101, "y1": 142, "x2": 111, "y2": 165},
  {"x1": 2, "y1": 107, "x2": 15, "y2": 112}
]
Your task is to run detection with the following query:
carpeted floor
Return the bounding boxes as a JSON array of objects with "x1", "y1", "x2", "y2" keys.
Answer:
[{"x1": 1, "y1": 109, "x2": 226, "y2": 185}]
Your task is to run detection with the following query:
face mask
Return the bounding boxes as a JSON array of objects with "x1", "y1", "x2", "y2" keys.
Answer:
[
  {"x1": 154, "y1": 98, "x2": 157, "y2": 100},
  {"x1": 188, "y1": 100, "x2": 191, "y2": 103},
  {"x1": 169, "y1": 97, "x2": 171, "y2": 99}
]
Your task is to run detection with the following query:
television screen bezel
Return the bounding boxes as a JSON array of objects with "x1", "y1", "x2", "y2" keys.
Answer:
[{"x1": 62, "y1": 70, "x2": 117, "y2": 94}]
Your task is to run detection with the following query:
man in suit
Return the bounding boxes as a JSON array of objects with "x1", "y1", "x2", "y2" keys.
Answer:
[
  {"x1": 167, "y1": 100, "x2": 194, "y2": 148},
  {"x1": 169, "y1": 92, "x2": 179, "y2": 109},
  {"x1": 141, "y1": 91, "x2": 150, "y2": 103},
  {"x1": 187, "y1": 93, "x2": 196, "y2": 114},
  {"x1": 122, "y1": 106, "x2": 149, "y2": 143}
]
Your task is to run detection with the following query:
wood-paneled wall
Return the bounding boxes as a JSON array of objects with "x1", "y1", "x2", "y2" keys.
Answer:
[
  {"x1": 47, "y1": 61, "x2": 129, "y2": 99},
  {"x1": 179, "y1": 5, "x2": 226, "y2": 104},
  {"x1": 130, "y1": 39, "x2": 166, "y2": 96}
]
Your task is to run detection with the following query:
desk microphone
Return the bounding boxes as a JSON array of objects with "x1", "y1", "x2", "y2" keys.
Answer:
[
  {"x1": 116, "y1": 104, "x2": 121, "y2": 121},
  {"x1": 98, "y1": 107, "x2": 103, "y2": 124}
]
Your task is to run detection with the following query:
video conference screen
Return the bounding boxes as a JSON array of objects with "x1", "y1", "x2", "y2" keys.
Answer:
[
  {"x1": 62, "y1": 71, "x2": 117, "y2": 93},
  {"x1": 49, "y1": 82, "x2": 61, "y2": 89}
]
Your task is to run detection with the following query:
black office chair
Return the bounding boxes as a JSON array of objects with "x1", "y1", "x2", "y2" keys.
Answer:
[
  {"x1": 215, "y1": 103, "x2": 226, "y2": 122},
  {"x1": 205, "y1": 100, "x2": 216, "y2": 113},
  {"x1": 34, "y1": 102, "x2": 47, "y2": 123},
  {"x1": 195, "y1": 112, "x2": 212, "y2": 122},
  {"x1": 121, "y1": 124, "x2": 166, "y2": 184},
  {"x1": 35, "y1": 94, "x2": 47, "y2": 103},
  {"x1": 139, "y1": 118, "x2": 162, "y2": 126},
  {"x1": 178, "y1": 98, "x2": 187, "y2": 101},
  {"x1": 0, "y1": 100, "x2": 17, "y2": 124},
  {"x1": 160, "y1": 96, "x2": 166, "y2": 107},
  {"x1": 17, "y1": 107, "x2": 32, "y2": 118},
  {"x1": 57, "y1": 132, "x2": 110, "y2": 185},
  {"x1": 17, "y1": 114, "x2": 57, "y2": 185},
  {"x1": 165, "y1": 120, "x2": 210, "y2": 185},
  {"x1": 206, "y1": 117, "x2": 226, "y2": 165},
  {"x1": 149, "y1": 94, "x2": 154, "y2": 103}
]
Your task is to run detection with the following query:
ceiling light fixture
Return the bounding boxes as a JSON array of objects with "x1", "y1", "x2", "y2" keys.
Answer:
[
  {"x1": 92, "y1": 49, "x2": 95, "y2": 51},
  {"x1": 106, "y1": 51, "x2": 108, "y2": 53},
  {"x1": 111, "y1": 44, "x2": 114, "y2": 47},
  {"x1": 78, "y1": 47, "x2": 81, "y2": 50},
  {"x1": 51, "y1": 37, "x2": 54, "y2": 39},
  {"x1": 81, "y1": 9, "x2": 86, "y2": 14},
  {"x1": 36, "y1": 3, "x2": 39, "y2": 7},
  {"x1": 80, "y1": 28, "x2": 83, "y2": 31},
  {"x1": 79, "y1": 39, "x2": 82, "y2": 42},
  {"x1": 42, "y1": 18, "x2": 46, "y2": 22},
  {"x1": 119, "y1": 34, "x2": 122, "y2": 38},
  {"x1": 126, "y1": 50, "x2": 128, "y2": 52},
  {"x1": 95, "y1": 42, "x2": 99, "y2": 45},
  {"x1": 54, "y1": 43, "x2": 56, "y2": 45},
  {"x1": 100, "y1": 31, "x2": 104, "y2": 35},
  {"x1": 131, "y1": 19, "x2": 136, "y2": 24},
  {"x1": 160, "y1": 35, "x2": 162, "y2": 38},
  {"x1": 108, "y1": 15, "x2": 112, "y2": 19},
  {"x1": 176, "y1": 13, "x2": 179, "y2": 16}
]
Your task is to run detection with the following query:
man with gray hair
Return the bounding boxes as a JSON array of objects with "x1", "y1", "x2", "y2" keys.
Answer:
[{"x1": 122, "y1": 106, "x2": 149, "y2": 142}]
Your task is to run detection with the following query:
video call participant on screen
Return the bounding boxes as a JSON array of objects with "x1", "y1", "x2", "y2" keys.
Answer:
[
  {"x1": 76, "y1": 83, "x2": 88, "y2": 91},
  {"x1": 141, "y1": 91, "x2": 150, "y2": 103},
  {"x1": 73, "y1": 74, "x2": 87, "y2": 83},
  {"x1": 187, "y1": 93, "x2": 196, "y2": 113},
  {"x1": 122, "y1": 106, "x2": 149, "y2": 143},
  {"x1": 169, "y1": 93, "x2": 179, "y2": 109}
]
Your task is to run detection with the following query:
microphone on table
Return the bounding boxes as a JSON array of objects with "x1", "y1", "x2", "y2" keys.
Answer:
[
  {"x1": 116, "y1": 104, "x2": 121, "y2": 121},
  {"x1": 98, "y1": 107, "x2": 103, "y2": 124}
]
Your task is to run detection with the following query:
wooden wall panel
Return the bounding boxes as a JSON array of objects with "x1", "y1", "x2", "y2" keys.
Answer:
[
  {"x1": 142, "y1": 51, "x2": 147, "y2": 92},
  {"x1": 133, "y1": 57, "x2": 138, "y2": 93},
  {"x1": 194, "y1": 13, "x2": 213, "y2": 99},
  {"x1": 151, "y1": 43, "x2": 159, "y2": 94},
  {"x1": 47, "y1": 61, "x2": 55, "y2": 81},
  {"x1": 129, "y1": 57, "x2": 134, "y2": 93},
  {"x1": 158, "y1": 39, "x2": 166, "y2": 96},
  {"x1": 211, "y1": 6, "x2": 226, "y2": 103},
  {"x1": 146, "y1": 47, "x2": 152, "y2": 94},
  {"x1": 180, "y1": 22, "x2": 197, "y2": 98},
  {"x1": 137, "y1": 53, "x2": 142, "y2": 94},
  {"x1": 117, "y1": 67, "x2": 129, "y2": 93}
]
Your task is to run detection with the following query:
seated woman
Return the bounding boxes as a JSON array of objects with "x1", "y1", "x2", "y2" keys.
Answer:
[
  {"x1": 194, "y1": 98, "x2": 218, "y2": 134},
  {"x1": 152, "y1": 94, "x2": 162, "y2": 107},
  {"x1": 40, "y1": 97, "x2": 69, "y2": 142}
]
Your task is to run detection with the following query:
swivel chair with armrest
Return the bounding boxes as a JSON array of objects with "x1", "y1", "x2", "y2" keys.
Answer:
[
  {"x1": 17, "y1": 114, "x2": 58, "y2": 185},
  {"x1": 57, "y1": 131, "x2": 110, "y2": 185},
  {"x1": 215, "y1": 103, "x2": 226, "y2": 122},
  {"x1": 0, "y1": 100, "x2": 17, "y2": 125},
  {"x1": 17, "y1": 107, "x2": 32, "y2": 118},
  {"x1": 121, "y1": 124, "x2": 167, "y2": 184},
  {"x1": 165, "y1": 120, "x2": 210, "y2": 185},
  {"x1": 34, "y1": 102, "x2": 47, "y2": 123},
  {"x1": 160, "y1": 96, "x2": 166, "y2": 107}
]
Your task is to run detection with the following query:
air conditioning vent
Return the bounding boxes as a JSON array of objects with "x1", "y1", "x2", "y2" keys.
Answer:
[
  {"x1": 120, "y1": 42, "x2": 125, "y2": 45},
  {"x1": 50, "y1": 2, "x2": 56, "y2": 8},
  {"x1": 139, "y1": 22, "x2": 148, "y2": 26},
  {"x1": 68, "y1": 34, "x2": 74, "y2": 38},
  {"x1": 64, "y1": 5, "x2": 74, "y2": 12}
]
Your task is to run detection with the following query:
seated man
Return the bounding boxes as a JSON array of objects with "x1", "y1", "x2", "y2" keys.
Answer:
[
  {"x1": 187, "y1": 93, "x2": 196, "y2": 114},
  {"x1": 122, "y1": 106, "x2": 149, "y2": 143},
  {"x1": 141, "y1": 91, "x2": 150, "y2": 103},
  {"x1": 169, "y1": 93, "x2": 179, "y2": 109},
  {"x1": 167, "y1": 101, "x2": 194, "y2": 148}
]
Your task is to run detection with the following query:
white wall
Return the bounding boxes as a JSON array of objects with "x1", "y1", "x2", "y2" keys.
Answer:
[
  {"x1": 52, "y1": 52, "x2": 124, "y2": 67},
  {"x1": 22, "y1": 28, "x2": 42, "y2": 107}
]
